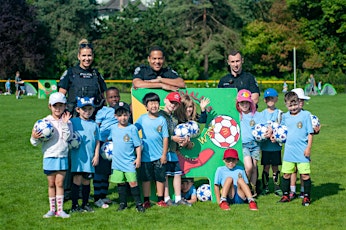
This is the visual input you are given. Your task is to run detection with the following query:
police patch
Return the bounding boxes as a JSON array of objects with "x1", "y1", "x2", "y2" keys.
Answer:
[{"x1": 134, "y1": 67, "x2": 141, "y2": 75}]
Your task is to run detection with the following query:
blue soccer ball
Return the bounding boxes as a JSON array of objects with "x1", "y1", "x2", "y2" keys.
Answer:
[
  {"x1": 186, "y1": 121, "x2": 200, "y2": 138},
  {"x1": 174, "y1": 123, "x2": 190, "y2": 137},
  {"x1": 34, "y1": 119, "x2": 54, "y2": 141},
  {"x1": 197, "y1": 184, "x2": 212, "y2": 202},
  {"x1": 101, "y1": 141, "x2": 113, "y2": 161},
  {"x1": 68, "y1": 131, "x2": 82, "y2": 149}
]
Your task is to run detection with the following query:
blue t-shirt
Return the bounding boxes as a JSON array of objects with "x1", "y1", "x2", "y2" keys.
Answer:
[
  {"x1": 182, "y1": 185, "x2": 197, "y2": 200},
  {"x1": 108, "y1": 124, "x2": 141, "y2": 172},
  {"x1": 135, "y1": 113, "x2": 169, "y2": 162},
  {"x1": 241, "y1": 111, "x2": 262, "y2": 143},
  {"x1": 259, "y1": 108, "x2": 282, "y2": 151},
  {"x1": 214, "y1": 165, "x2": 248, "y2": 189},
  {"x1": 281, "y1": 110, "x2": 313, "y2": 163},
  {"x1": 70, "y1": 118, "x2": 101, "y2": 173},
  {"x1": 95, "y1": 106, "x2": 117, "y2": 141}
]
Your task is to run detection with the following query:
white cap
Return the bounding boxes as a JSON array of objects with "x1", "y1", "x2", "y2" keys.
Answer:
[
  {"x1": 49, "y1": 92, "x2": 67, "y2": 105},
  {"x1": 291, "y1": 88, "x2": 310, "y2": 100}
]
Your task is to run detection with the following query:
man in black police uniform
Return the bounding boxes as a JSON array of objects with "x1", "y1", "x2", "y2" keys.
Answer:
[
  {"x1": 218, "y1": 50, "x2": 260, "y2": 104},
  {"x1": 132, "y1": 46, "x2": 186, "y2": 91}
]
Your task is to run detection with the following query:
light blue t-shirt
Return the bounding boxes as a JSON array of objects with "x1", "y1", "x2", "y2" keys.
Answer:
[
  {"x1": 135, "y1": 113, "x2": 169, "y2": 162},
  {"x1": 182, "y1": 185, "x2": 196, "y2": 200},
  {"x1": 70, "y1": 118, "x2": 101, "y2": 173},
  {"x1": 108, "y1": 124, "x2": 141, "y2": 172},
  {"x1": 281, "y1": 110, "x2": 313, "y2": 163},
  {"x1": 259, "y1": 108, "x2": 282, "y2": 151},
  {"x1": 241, "y1": 111, "x2": 262, "y2": 143},
  {"x1": 214, "y1": 165, "x2": 249, "y2": 189},
  {"x1": 95, "y1": 106, "x2": 117, "y2": 141}
]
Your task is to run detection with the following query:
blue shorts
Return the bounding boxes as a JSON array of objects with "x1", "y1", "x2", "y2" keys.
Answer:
[
  {"x1": 242, "y1": 141, "x2": 260, "y2": 160},
  {"x1": 166, "y1": 161, "x2": 183, "y2": 176},
  {"x1": 139, "y1": 159, "x2": 166, "y2": 183},
  {"x1": 227, "y1": 187, "x2": 246, "y2": 204}
]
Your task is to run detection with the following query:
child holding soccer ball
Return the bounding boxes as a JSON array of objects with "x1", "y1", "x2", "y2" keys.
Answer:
[
  {"x1": 236, "y1": 89, "x2": 262, "y2": 197},
  {"x1": 214, "y1": 148, "x2": 258, "y2": 211},
  {"x1": 30, "y1": 92, "x2": 72, "y2": 218}
]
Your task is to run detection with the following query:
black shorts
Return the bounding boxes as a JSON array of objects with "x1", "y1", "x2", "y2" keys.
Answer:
[
  {"x1": 72, "y1": 172, "x2": 94, "y2": 180},
  {"x1": 166, "y1": 161, "x2": 182, "y2": 176},
  {"x1": 261, "y1": 151, "x2": 282, "y2": 166},
  {"x1": 139, "y1": 159, "x2": 166, "y2": 183}
]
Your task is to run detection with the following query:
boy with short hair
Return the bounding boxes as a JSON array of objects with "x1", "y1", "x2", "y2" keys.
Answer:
[
  {"x1": 181, "y1": 178, "x2": 197, "y2": 204},
  {"x1": 160, "y1": 92, "x2": 191, "y2": 206},
  {"x1": 260, "y1": 88, "x2": 283, "y2": 196},
  {"x1": 214, "y1": 148, "x2": 258, "y2": 211},
  {"x1": 109, "y1": 102, "x2": 144, "y2": 212},
  {"x1": 277, "y1": 92, "x2": 314, "y2": 206},
  {"x1": 135, "y1": 92, "x2": 169, "y2": 208}
]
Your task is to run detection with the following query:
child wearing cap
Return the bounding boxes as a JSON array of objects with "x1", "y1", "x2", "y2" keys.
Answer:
[
  {"x1": 70, "y1": 97, "x2": 101, "y2": 213},
  {"x1": 236, "y1": 89, "x2": 262, "y2": 197},
  {"x1": 108, "y1": 101, "x2": 144, "y2": 212},
  {"x1": 159, "y1": 92, "x2": 191, "y2": 206},
  {"x1": 135, "y1": 92, "x2": 169, "y2": 208},
  {"x1": 30, "y1": 92, "x2": 72, "y2": 218},
  {"x1": 93, "y1": 87, "x2": 120, "y2": 209},
  {"x1": 259, "y1": 88, "x2": 283, "y2": 196},
  {"x1": 181, "y1": 178, "x2": 197, "y2": 204},
  {"x1": 214, "y1": 148, "x2": 258, "y2": 211}
]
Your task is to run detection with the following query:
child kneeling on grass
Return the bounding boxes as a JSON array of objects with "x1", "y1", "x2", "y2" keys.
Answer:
[{"x1": 214, "y1": 148, "x2": 258, "y2": 211}]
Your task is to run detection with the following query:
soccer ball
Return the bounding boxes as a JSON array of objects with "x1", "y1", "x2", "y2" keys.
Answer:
[
  {"x1": 34, "y1": 119, "x2": 54, "y2": 141},
  {"x1": 197, "y1": 184, "x2": 212, "y2": 202},
  {"x1": 174, "y1": 123, "x2": 190, "y2": 137},
  {"x1": 273, "y1": 125, "x2": 288, "y2": 143},
  {"x1": 208, "y1": 115, "x2": 240, "y2": 148},
  {"x1": 252, "y1": 123, "x2": 268, "y2": 142},
  {"x1": 271, "y1": 121, "x2": 280, "y2": 130},
  {"x1": 101, "y1": 141, "x2": 113, "y2": 161},
  {"x1": 68, "y1": 131, "x2": 82, "y2": 149},
  {"x1": 187, "y1": 121, "x2": 200, "y2": 138},
  {"x1": 310, "y1": 114, "x2": 320, "y2": 128}
]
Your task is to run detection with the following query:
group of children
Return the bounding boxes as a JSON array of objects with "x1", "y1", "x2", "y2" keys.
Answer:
[{"x1": 31, "y1": 86, "x2": 318, "y2": 218}]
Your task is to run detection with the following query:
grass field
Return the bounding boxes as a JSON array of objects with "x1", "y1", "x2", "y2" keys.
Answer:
[{"x1": 0, "y1": 93, "x2": 345, "y2": 230}]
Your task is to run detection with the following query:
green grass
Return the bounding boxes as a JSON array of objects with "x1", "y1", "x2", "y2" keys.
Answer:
[{"x1": 0, "y1": 93, "x2": 345, "y2": 230}]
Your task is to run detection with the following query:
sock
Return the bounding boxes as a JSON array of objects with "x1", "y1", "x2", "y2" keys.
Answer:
[
  {"x1": 118, "y1": 184, "x2": 127, "y2": 205},
  {"x1": 49, "y1": 197, "x2": 56, "y2": 212},
  {"x1": 300, "y1": 186, "x2": 304, "y2": 193},
  {"x1": 281, "y1": 177, "x2": 290, "y2": 195},
  {"x1": 303, "y1": 178, "x2": 311, "y2": 197},
  {"x1": 164, "y1": 196, "x2": 171, "y2": 202},
  {"x1": 220, "y1": 197, "x2": 227, "y2": 203},
  {"x1": 71, "y1": 183, "x2": 80, "y2": 208},
  {"x1": 290, "y1": 186, "x2": 296, "y2": 194},
  {"x1": 175, "y1": 195, "x2": 181, "y2": 203},
  {"x1": 81, "y1": 184, "x2": 90, "y2": 207},
  {"x1": 273, "y1": 171, "x2": 280, "y2": 186},
  {"x1": 157, "y1": 196, "x2": 164, "y2": 202},
  {"x1": 56, "y1": 195, "x2": 64, "y2": 213},
  {"x1": 248, "y1": 198, "x2": 254, "y2": 203},
  {"x1": 262, "y1": 171, "x2": 269, "y2": 188},
  {"x1": 144, "y1": 196, "x2": 150, "y2": 203},
  {"x1": 130, "y1": 186, "x2": 142, "y2": 205}
]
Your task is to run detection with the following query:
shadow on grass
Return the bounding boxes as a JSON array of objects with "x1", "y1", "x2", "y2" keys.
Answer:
[{"x1": 312, "y1": 182, "x2": 344, "y2": 202}]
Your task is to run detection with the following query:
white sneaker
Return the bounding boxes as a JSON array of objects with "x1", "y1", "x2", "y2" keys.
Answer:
[
  {"x1": 43, "y1": 210, "x2": 55, "y2": 218},
  {"x1": 55, "y1": 211, "x2": 70, "y2": 218},
  {"x1": 95, "y1": 199, "x2": 109, "y2": 208},
  {"x1": 102, "y1": 198, "x2": 113, "y2": 204}
]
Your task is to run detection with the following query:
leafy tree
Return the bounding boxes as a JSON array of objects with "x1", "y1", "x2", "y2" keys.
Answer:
[{"x1": 0, "y1": 0, "x2": 51, "y2": 79}]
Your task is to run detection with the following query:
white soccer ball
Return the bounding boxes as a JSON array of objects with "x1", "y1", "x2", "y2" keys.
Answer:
[
  {"x1": 34, "y1": 119, "x2": 54, "y2": 141},
  {"x1": 174, "y1": 123, "x2": 190, "y2": 137},
  {"x1": 68, "y1": 131, "x2": 82, "y2": 149},
  {"x1": 273, "y1": 125, "x2": 288, "y2": 143},
  {"x1": 209, "y1": 115, "x2": 240, "y2": 148},
  {"x1": 197, "y1": 184, "x2": 212, "y2": 202},
  {"x1": 101, "y1": 141, "x2": 113, "y2": 161},
  {"x1": 271, "y1": 121, "x2": 280, "y2": 130},
  {"x1": 186, "y1": 121, "x2": 200, "y2": 138},
  {"x1": 252, "y1": 123, "x2": 268, "y2": 142},
  {"x1": 310, "y1": 114, "x2": 320, "y2": 128}
]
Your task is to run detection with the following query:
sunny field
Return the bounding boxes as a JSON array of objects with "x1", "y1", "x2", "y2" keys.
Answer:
[{"x1": 0, "y1": 92, "x2": 345, "y2": 230}]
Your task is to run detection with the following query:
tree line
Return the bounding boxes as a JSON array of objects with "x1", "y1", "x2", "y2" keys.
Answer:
[{"x1": 1, "y1": 0, "x2": 345, "y2": 91}]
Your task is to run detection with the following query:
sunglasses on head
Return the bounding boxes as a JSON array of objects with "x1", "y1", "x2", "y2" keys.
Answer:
[{"x1": 79, "y1": 43, "x2": 93, "y2": 49}]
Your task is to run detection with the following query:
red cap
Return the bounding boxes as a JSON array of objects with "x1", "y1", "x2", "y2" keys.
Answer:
[
  {"x1": 166, "y1": 92, "x2": 181, "y2": 104},
  {"x1": 223, "y1": 148, "x2": 239, "y2": 160}
]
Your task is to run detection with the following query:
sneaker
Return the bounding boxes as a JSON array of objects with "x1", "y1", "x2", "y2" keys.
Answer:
[
  {"x1": 289, "y1": 192, "x2": 297, "y2": 200},
  {"x1": 157, "y1": 200, "x2": 168, "y2": 207},
  {"x1": 55, "y1": 211, "x2": 70, "y2": 218},
  {"x1": 70, "y1": 206, "x2": 82, "y2": 213},
  {"x1": 176, "y1": 199, "x2": 192, "y2": 207},
  {"x1": 143, "y1": 201, "x2": 151, "y2": 209},
  {"x1": 117, "y1": 203, "x2": 128, "y2": 211},
  {"x1": 261, "y1": 188, "x2": 270, "y2": 195},
  {"x1": 249, "y1": 200, "x2": 258, "y2": 211},
  {"x1": 165, "y1": 199, "x2": 177, "y2": 206},
  {"x1": 302, "y1": 196, "x2": 310, "y2": 206},
  {"x1": 274, "y1": 189, "x2": 283, "y2": 196},
  {"x1": 94, "y1": 199, "x2": 109, "y2": 209},
  {"x1": 219, "y1": 201, "x2": 230, "y2": 211},
  {"x1": 299, "y1": 192, "x2": 305, "y2": 199},
  {"x1": 81, "y1": 205, "x2": 94, "y2": 213},
  {"x1": 279, "y1": 195, "x2": 290, "y2": 203},
  {"x1": 43, "y1": 210, "x2": 55, "y2": 218},
  {"x1": 102, "y1": 198, "x2": 113, "y2": 204},
  {"x1": 136, "y1": 204, "x2": 145, "y2": 213}
]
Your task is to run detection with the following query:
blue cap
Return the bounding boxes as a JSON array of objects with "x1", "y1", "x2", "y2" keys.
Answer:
[
  {"x1": 77, "y1": 97, "x2": 95, "y2": 108},
  {"x1": 264, "y1": 88, "x2": 278, "y2": 98}
]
